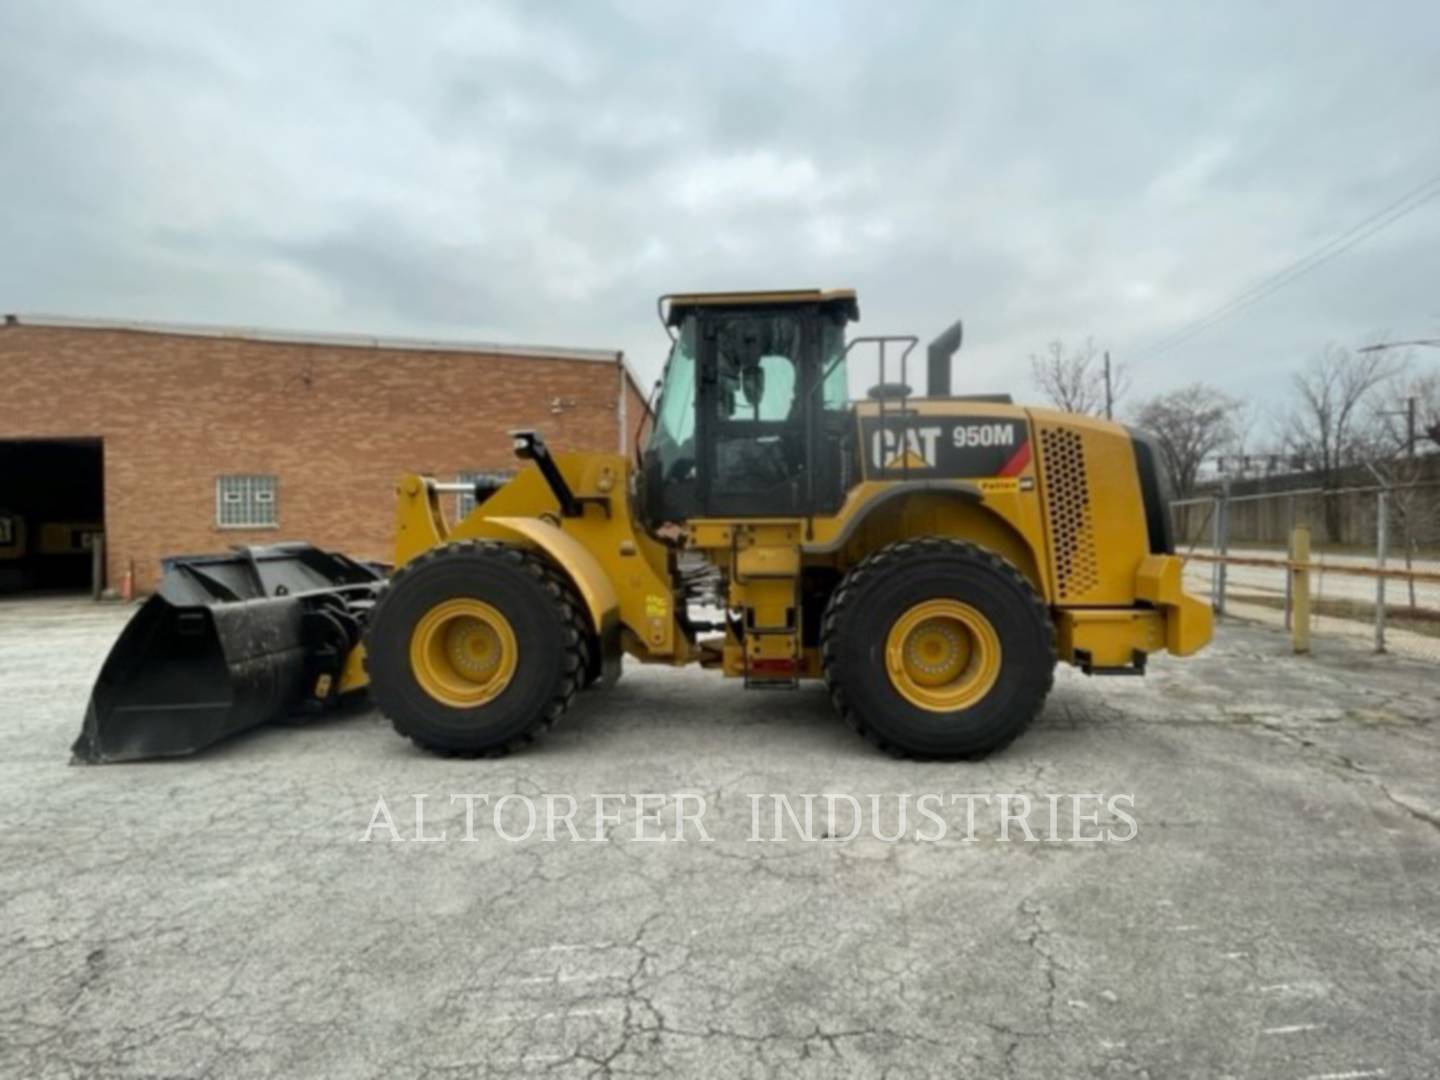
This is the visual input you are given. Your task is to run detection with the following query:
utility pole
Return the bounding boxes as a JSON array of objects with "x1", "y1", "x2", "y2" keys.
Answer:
[
  {"x1": 1378, "y1": 395, "x2": 1419, "y2": 459},
  {"x1": 1103, "y1": 351, "x2": 1113, "y2": 420},
  {"x1": 1359, "y1": 339, "x2": 1440, "y2": 456}
]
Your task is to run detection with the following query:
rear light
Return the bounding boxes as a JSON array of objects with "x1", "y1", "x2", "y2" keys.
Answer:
[{"x1": 750, "y1": 658, "x2": 797, "y2": 674}]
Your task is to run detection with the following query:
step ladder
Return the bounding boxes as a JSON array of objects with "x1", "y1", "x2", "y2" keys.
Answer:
[{"x1": 730, "y1": 525, "x2": 802, "y2": 690}]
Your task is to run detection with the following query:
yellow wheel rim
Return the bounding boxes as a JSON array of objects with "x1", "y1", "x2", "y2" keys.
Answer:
[
  {"x1": 409, "y1": 598, "x2": 518, "y2": 708},
  {"x1": 885, "y1": 599, "x2": 1002, "y2": 712}
]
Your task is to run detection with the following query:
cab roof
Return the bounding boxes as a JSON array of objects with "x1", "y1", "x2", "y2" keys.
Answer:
[{"x1": 663, "y1": 289, "x2": 859, "y2": 326}]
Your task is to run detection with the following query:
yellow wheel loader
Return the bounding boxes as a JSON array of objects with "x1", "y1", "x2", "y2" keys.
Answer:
[{"x1": 74, "y1": 289, "x2": 1211, "y2": 763}]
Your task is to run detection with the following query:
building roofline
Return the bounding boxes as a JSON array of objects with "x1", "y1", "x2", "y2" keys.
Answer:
[{"x1": 3, "y1": 312, "x2": 625, "y2": 367}]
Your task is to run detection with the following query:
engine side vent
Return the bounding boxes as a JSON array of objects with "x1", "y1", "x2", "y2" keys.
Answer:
[{"x1": 1039, "y1": 428, "x2": 1099, "y2": 599}]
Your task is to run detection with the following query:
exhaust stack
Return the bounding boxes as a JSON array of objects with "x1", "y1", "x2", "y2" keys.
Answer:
[{"x1": 927, "y1": 319, "x2": 964, "y2": 397}]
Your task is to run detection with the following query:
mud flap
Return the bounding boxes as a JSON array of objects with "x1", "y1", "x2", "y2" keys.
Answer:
[{"x1": 72, "y1": 544, "x2": 383, "y2": 764}]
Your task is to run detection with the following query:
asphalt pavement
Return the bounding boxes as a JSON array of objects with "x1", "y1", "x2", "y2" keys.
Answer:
[{"x1": 1, "y1": 597, "x2": 1437, "y2": 1078}]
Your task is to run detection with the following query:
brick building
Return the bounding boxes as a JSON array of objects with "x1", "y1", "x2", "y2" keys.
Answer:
[{"x1": 0, "y1": 315, "x2": 648, "y2": 595}]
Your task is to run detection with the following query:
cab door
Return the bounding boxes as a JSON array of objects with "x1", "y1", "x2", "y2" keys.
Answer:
[{"x1": 696, "y1": 309, "x2": 816, "y2": 517}]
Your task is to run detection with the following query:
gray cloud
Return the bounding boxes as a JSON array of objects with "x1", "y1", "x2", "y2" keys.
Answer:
[{"x1": 3, "y1": 0, "x2": 1439, "y2": 427}]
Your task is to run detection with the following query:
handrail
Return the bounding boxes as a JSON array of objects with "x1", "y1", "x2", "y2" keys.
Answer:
[{"x1": 813, "y1": 334, "x2": 919, "y2": 397}]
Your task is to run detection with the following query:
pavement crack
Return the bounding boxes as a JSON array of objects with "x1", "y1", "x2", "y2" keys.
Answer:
[
  {"x1": 1017, "y1": 898, "x2": 1064, "y2": 1038},
  {"x1": 1244, "y1": 716, "x2": 1440, "y2": 834},
  {"x1": 1377, "y1": 785, "x2": 1440, "y2": 833}
]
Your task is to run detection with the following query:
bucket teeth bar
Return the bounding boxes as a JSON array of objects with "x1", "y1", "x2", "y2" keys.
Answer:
[{"x1": 72, "y1": 544, "x2": 384, "y2": 764}]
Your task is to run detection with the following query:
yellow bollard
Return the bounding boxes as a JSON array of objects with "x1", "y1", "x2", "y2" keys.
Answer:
[{"x1": 1291, "y1": 526, "x2": 1311, "y2": 654}]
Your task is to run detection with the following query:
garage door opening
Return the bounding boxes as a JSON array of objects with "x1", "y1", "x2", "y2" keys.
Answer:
[{"x1": 0, "y1": 439, "x2": 104, "y2": 596}]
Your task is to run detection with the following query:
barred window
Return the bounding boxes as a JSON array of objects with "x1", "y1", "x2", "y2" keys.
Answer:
[
  {"x1": 456, "y1": 471, "x2": 514, "y2": 519},
  {"x1": 216, "y1": 475, "x2": 278, "y2": 528}
]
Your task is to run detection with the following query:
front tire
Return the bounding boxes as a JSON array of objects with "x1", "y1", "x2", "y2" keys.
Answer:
[
  {"x1": 821, "y1": 538, "x2": 1055, "y2": 758},
  {"x1": 365, "y1": 541, "x2": 587, "y2": 756}
]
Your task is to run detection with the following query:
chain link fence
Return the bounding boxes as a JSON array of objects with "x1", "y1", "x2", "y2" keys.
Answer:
[{"x1": 1172, "y1": 480, "x2": 1440, "y2": 661}]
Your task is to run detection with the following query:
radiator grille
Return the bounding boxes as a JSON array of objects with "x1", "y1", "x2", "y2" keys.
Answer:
[{"x1": 1040, "y1": 428, "x2": 1099, "y2": 598}]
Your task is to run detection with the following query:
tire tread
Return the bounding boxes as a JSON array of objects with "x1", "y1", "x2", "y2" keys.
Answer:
[
  {"x1": 364, "y1": 540, "x2": 589, "y2": 757},
  {"x1": 819, "y1": 536, "x2": 1056, "y2": 758}
]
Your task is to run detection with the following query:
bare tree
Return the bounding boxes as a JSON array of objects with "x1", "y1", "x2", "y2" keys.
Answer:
[
  {"x1": 1230, "y1": 400, "x2": 1262, "y2": 463},
  {"x1": 1131, "y1": 383, "x2": 1242, "y2": 497},
  {"x1": 1029, "y1": 338, "x2": 1128, "y2": 417},
  {"x1": 1280, "y1": 342, "x2": 1406, "y2": 539}
]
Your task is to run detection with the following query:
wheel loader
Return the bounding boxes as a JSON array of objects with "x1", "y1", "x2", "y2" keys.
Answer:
[{"x1": 74, "y1": 289, "x2": 1211, "y2": 763}]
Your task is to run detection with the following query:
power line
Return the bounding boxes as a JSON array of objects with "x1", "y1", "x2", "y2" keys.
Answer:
[
  {"x1": 1132, "y1": 168, "x2": 1440, "y2": 364},
  {"x1": 1135, "y1": 171, "x2": 1440, "y2": 361},
  {"x1": 1136, "y1": 170, "x2": 1440, "y2": 361}
]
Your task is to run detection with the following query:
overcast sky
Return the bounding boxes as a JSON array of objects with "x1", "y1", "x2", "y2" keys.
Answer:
[{"x1": 3, "y1": 1, "x2": 1438, "y2": 428}]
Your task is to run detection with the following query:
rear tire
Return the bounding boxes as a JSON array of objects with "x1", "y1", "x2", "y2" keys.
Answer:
[
  {"x1": 821, "y1": 537, "x2": 1055, "y2": 758},
  {"x1": 364, "y1": 541, "x2": 587, "y2": 756}
]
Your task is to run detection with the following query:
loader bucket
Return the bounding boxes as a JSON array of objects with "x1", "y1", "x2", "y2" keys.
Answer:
[{"x1": 72, "y1": 544, "x2": 384, "y2": 764}]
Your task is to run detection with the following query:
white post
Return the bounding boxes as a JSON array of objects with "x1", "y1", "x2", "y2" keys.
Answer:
[
  {"x1": 1375, "y1": 489, "x2": 1388, "y2": 653},
  {"x1": 1211, "y1": 479, "x2": 1230, "y2": 615}
]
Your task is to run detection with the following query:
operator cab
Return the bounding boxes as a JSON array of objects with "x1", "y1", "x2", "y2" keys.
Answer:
[{"x1": 642, "y1": 290, "x2": 860, "y2": 523}]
